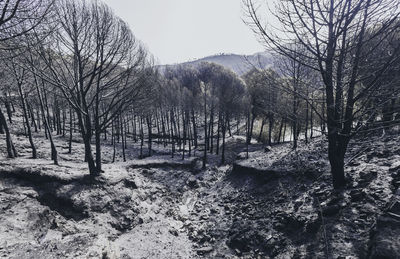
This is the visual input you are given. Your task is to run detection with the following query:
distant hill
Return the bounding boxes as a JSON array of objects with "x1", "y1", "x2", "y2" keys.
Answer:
[{"x1": 160, "y1": 51, "x2": 274, "y2": 75}]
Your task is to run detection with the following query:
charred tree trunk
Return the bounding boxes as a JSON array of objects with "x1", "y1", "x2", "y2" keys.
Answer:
[
  {"x1": 202, "y1": 92, "x2": 207, "y2": 169},
  {"x1": 305, "y1": 101, "x2": 309, "y2": 144},
  {"x1": 37, "y1": 79, "x2": 58, "y2": 165},
  {"x1": 0, "y1": 117, "x2": 4, "y2": 134},
  {"x1": 0, "y1": 106, "x2": 17, "y2": 158},
  {"x1": 221, "y1": 114, "x2": 227, "y2": 165},
  {"x1": 216, "y1": 112, "x2": 221, "y2": 155},
  {"x1": 140, "y1": 116, "x2": 144, "y2": 158},
  {"x1": 77, "y1": 110, "x2": 97, "y2": 176},
  {"x1": 191, "y1": 109, "x2": 197, "y2": 148},
  {"x1": 121, "y1": 113, "x2": 126, "y2": 162},
  {"x1": 268, "y1": 114, "x2": 274, "y2": 146},
  {"x1": 17, "y1": 84, "x2": 37, "y2": 159},
  {"x1": 4, "y1": 93, "x2": 13, "y2": 123},
  {"x1": 277, "y1": 118, "x2": 284, "y2": 144},
  {"x1": 112, "y1": 119, "x2": 116, "y2": 163},
  {"x1": 68, "y1": 108, "x2": 73, "y2": 154},
  {"x1": 147, "y1": 115, "x2": 152, "y2": 157},
  {"x1": 248, "y1": 112, "x2": 256, "y2": 145},
  {"x1": 28, "y1": 104, "x2": 38, "y2": 133},
  {"x1": 258, "y1": 119, "x2": 265, "y2": 142}
]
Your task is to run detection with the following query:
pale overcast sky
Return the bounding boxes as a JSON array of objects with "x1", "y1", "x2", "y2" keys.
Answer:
[{"x1": 103, "y1": 0, "x2": 265, "y2": 65}]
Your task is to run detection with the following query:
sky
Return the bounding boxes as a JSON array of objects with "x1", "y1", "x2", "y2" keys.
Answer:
[{"x1": 103, "y1": 0, "x2": 265, "y2": 65}]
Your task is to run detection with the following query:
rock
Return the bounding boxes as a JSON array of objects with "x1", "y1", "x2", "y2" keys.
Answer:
[
  {"x1": 169, "y1": 228, "x2": 179, "y2": 236},
  {"x1": 196, "y1": 246, "x2": 213, "y2": 255},
  {"x1": 40, "y1": 229, "x2": 63, "y2": 243},
  {"x1": 187, "y1": 176, "x2": 199, "y2": 189},
  {"x1": 123, "y1": 179, "x2": 137, "y2": 189}
]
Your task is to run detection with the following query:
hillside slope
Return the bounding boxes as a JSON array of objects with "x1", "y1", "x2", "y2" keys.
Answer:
[
  {"x1": 1, "y1": 120, "x2": 399, "y2": 258},
  {"x1": 162, "y1": 51, "x2": 274, "y2": 75}
]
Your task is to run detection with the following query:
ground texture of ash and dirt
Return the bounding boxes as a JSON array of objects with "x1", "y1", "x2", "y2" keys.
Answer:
[{"x1": 1, "y1": 127, "x2": 400, "y2": 258}]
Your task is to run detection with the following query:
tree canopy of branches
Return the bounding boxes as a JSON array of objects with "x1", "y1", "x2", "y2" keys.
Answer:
[
  {"x1": 244, "y1": 0, "x2": 400, "y2": 188},
  {"x1": 28, "y1": 0, "x2": 150, "y2": 175},
  {"x1": 0, "y1": 0, "x2": 53, "y2": 43}
]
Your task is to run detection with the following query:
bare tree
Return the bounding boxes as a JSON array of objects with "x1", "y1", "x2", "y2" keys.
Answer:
[
  {"x1": 0, "y1": 0, "x2": 53, "y2": 43},
  {"x1": 0, "y1": 0, "x2": 53, "y2": 159},
  {"x1": 31, "y1": 0, "x2": 149, "y2": 175},
  {"x1": 244, "y1": 0, "x2": 400, "y2": 188},
  {"x1": 2, "y1": 51, "x2": 37, "y2": 158}
]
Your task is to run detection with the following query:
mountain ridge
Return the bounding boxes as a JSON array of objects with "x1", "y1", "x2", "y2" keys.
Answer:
[{"x1": 160, "y1": 51, "x2": 274, "y2": 75}]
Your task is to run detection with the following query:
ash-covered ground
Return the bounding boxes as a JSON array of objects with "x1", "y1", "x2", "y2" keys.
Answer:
[{"x1": 1, "y1": 129, "x2": 399, "y2": 258}]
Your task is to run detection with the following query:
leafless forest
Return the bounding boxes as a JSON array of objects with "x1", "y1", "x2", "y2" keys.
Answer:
[{"x1": 0, "y1": 0, "x2": 400, "y2": 258}]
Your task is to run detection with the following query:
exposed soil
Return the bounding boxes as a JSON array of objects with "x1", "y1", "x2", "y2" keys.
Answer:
[{"x1": 0, "y1": 130, "x2": 399, "y2": 258}]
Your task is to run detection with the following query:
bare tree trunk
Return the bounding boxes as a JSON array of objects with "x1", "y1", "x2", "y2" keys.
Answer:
[
  {"x1": 248, "y1": 112, "x2": 256, "y2": 145},
  {"x1": 216, "y1": 112, "x2": 221, "y2": 155},
  {"x1": 77, "y1": 111, "x2": 96, "y2": 175},
  {"x1": 268, "y1": 114, "x2": 274, "y2": 146},
  {"x1": 221, "y1": 114, "x2": 227, "y2": 164},
  {"x1": 112, "y1": 119, "x2": 116, "y2": 163},
  {"x1": 95, "y1": 116, "x2": 102, "y2": 172},
  {"x1": 147, "y1": 115, "x2": 152, "y2": 157},
  {"x1": 191, "y1": 109, "x2": 197, "y2": 148},
  {"x1": 258, "y1": 119, "x2": 265, "y2": 142},
  {"x1": 310, "y1": 97, "x2": 314, "y2": 138},
  {"x1": 169, "y1": 112, "x2": 174, "y2": 158},
  {"x1": 0, "y1": 106, "x2": 17, "y2": 158},
  {"x1": 227, "y1": 118, "x2": 232, "y2": 137},
  {"x1": 187, "y1": 112, "x2": 192, "y2": 157},
  {"x1": 43, "y1": 87, "x2": 51, "y2": 132},
  {"x1": 37, "y1": 108, "x2": 41, "y2": 131},
  {"x1": 0, "y1": 116, "x2": 4, "y2": 134},
  {"x1": 28, "y1": 104, "x2": 38, "y2": 133},
  {"x1": 321, "y1": 91, "x2": 326, "y2": 134},
  {"x1": 202, "y1": 92, "x2": 207, "y2": 169},
  {"x1": 246, "y1": 111, "x2": 250, "y2": 159},
  {"x1": 210, "y1": 108, "x2": 214, "y2": 153},
  {"x1": 4, "y1": 93, "x2": 13, "y2": 123},
  {"x1": 181, "y1": 110, "x2": 186, "y2": 160},
  {"x1": 236, "y1": 117, "x2": 240, "y2": 134},
  {"x1": 328, "y1": 135, "x2": 346, "y2": 188},
  {"x1": 37, "y1": 79, "x2": 58, "y2": 165},
  {"x1": 62, "y1": 108, "x2": 66, "y2": 137},
  {"x1": 283, "y1": 120, "x2": 287, "y2": 143},
  {"x1": 207, "y1": 106, "x2": 213, "y2": 151},
  {"x1": 68, "y1": 108, "x2": 73, "y2": 154},
  {"x1": 305, "y1": 101, "x2": 309, "y2": 144},
  {"x1": 121, "y1": 113, "x2": 126, "y2": 162},
  {"x1": 133, "y1": 114, "x2": 137, "y2": 143},
  {"x1": 140, "y1": 116, "x2": 144, "y2": 158},
  {"x1": 17, "y1": 84, "x2": 37, "y2": 159}
]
